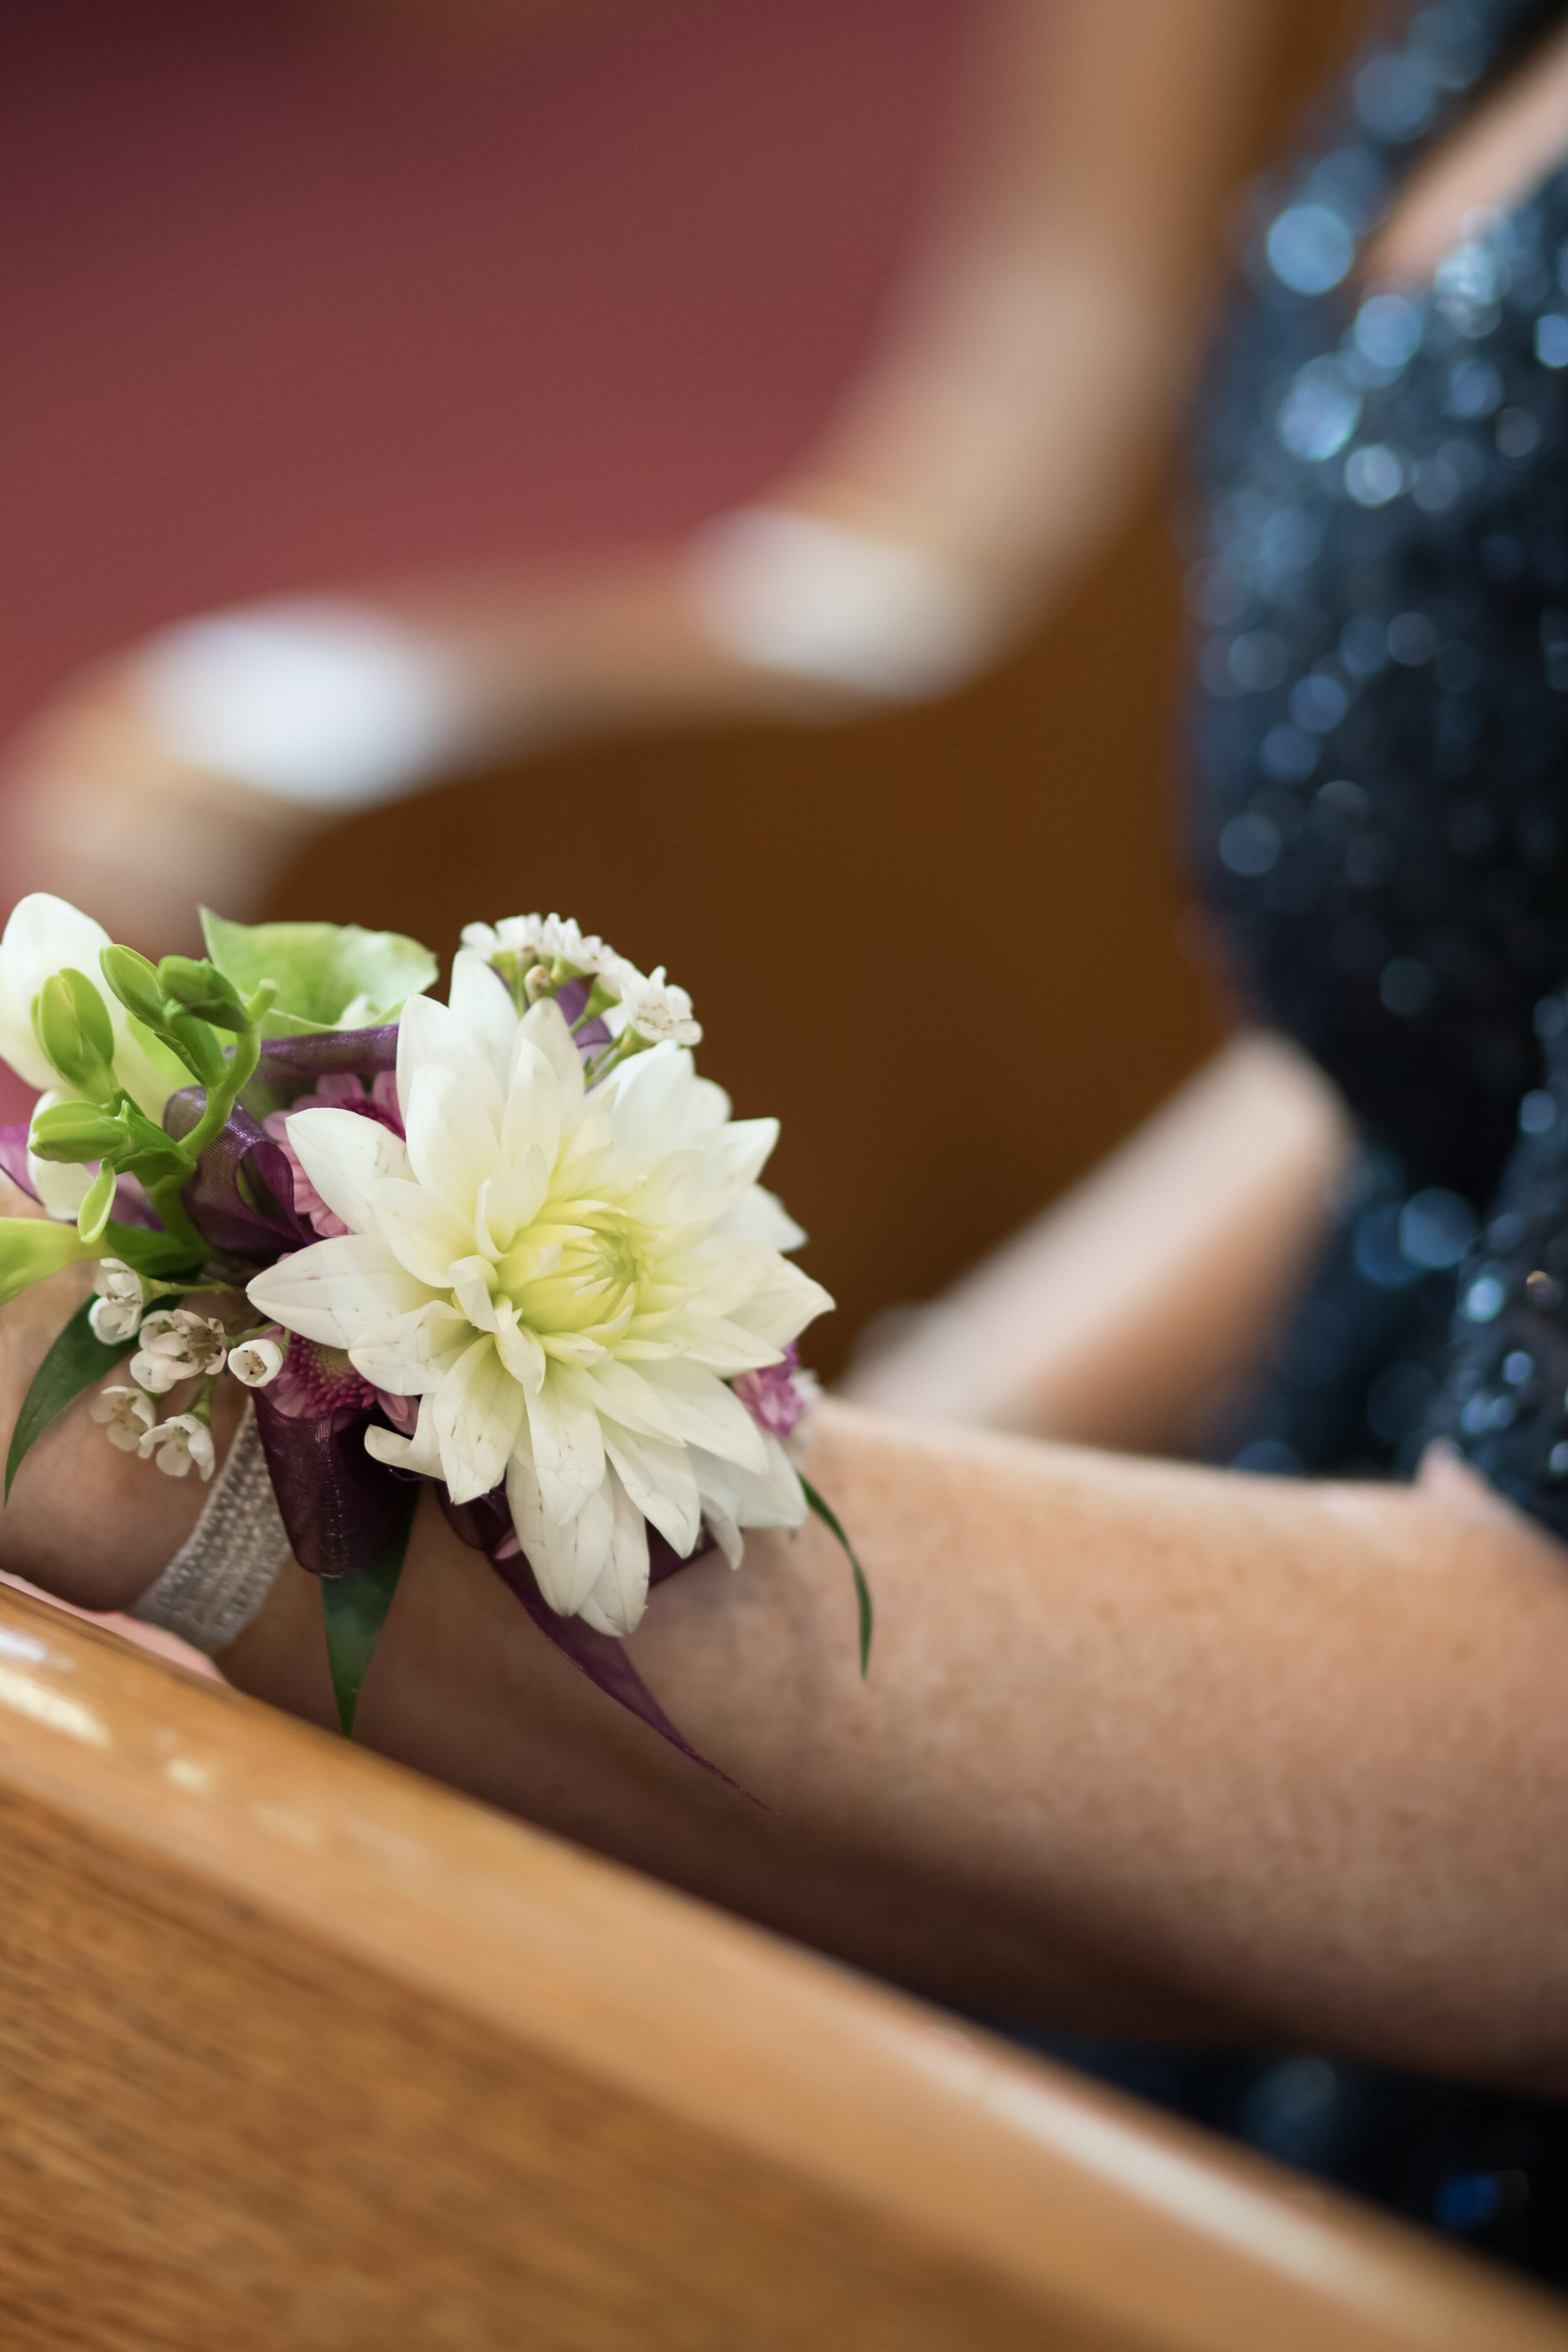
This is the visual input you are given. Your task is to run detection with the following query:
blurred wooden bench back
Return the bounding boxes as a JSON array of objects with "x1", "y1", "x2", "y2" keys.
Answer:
[{"x1": 0, "y1": 1581, "x2": 1562, "y2": 2352}]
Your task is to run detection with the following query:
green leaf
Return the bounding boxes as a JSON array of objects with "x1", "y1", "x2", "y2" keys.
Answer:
[
  {"x1": 200, "y1": 910, "x2": 437, "y2": 1036},
  {"x1": 0, "y1": 1216, "x2": 95, "y2": 1308},
  {"x1": 800, "y1": 1474, "x2": 873, "y2": 1678},
  {"x1": 5, "y1": 1295, "x2": 135, "y2": 1502},
  {"x1": 320, "y1": 1490, "x2": 418, "y2": 1737},
  {"x1": 76, "y1": 1167, "x2": 115, "y2": 1247},
  {"x1": 95, "y1": 1219, "x2": 204, "y2": 1281}
]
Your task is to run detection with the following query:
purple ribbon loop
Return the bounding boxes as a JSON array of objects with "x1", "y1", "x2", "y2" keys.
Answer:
[
  {"x1": 164, "y1": 1025, "x2": 401, "y2": 1262},
  {"x1": 440, "y1": 1487, "x2": 753, "y2": 1796},
  {"x1": 253, "y1": 1389, "x2": 412, "y2": 1581}
]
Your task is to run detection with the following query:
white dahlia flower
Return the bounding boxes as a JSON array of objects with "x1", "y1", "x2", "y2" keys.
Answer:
[{"x1": 246, "y1": 951, "x2": 830, "y2": 1636}]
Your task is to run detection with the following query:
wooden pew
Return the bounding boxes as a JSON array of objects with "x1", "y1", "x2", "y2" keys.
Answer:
[{"x1": 0, "y1": 1580, "x2": 1562, "y2": 2351}]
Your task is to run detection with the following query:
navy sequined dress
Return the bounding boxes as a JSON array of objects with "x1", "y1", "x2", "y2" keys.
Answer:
[{"x1": 1041, "y1": 0, "x2": 1568, "y2": 2287}]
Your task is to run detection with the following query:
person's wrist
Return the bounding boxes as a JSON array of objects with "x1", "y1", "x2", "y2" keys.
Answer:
[{"x1": 0, "y1": 1200, "x2": 247, "y2": 1612}]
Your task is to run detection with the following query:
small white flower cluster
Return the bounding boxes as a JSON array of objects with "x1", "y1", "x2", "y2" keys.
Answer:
[
  {"x1": 85, "y1": 1260, "x2": 285, "y2": 1483},
  {"x1": 460, "y1": 912, "x2": 702, "y2": 1049},
  {"x1": 88, "y1": 1386, "x2": 216, "y2": 1480},
  {"x1": 130, "y1": 1308, "x2": 229, "y2": 1394}
]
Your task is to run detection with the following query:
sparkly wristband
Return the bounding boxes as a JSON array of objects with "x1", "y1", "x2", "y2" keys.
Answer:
[{"x1": 129, "y1": 1403, "x2": 290, "y2": 1656}]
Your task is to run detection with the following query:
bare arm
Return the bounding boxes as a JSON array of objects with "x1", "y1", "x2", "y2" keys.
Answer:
[
  {"x1": 844, "y1": 1031, "x2": 1355, "y2": 1452},
  {"x1": 223, "y1": 1403, "x2": 1568, "y2": 2095},
  {"x1": 6, "y1": 1179, "x2": 1565, "y2": 2095}
]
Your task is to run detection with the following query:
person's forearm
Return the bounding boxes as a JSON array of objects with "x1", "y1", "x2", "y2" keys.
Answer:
[
  {"x1": 783, "y1": 0, "x2": 1291, "y2": 605},
  {"x1": 221, "y1": 1397, "x2": 1568, "y2": 2091},
  {"x1": 844, "y1": 1033, "x2": 1354, "y2": 1451}
]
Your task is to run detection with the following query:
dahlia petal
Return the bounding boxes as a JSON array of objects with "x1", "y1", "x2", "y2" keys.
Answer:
[
  {"x1": 604, "y1": 1044, "x2": 693, "y2": 1172},
  {"x1": 448, "y1": 949, "x2": 517, "y2": 1092},
  {"x1": 476, "y1": 1148, "x2": 549, "y2": 1255},
  {"x1": 371, "y1": 1176, "x2": 475, "y2": 1288},
  {"x1": 689, "y1": 1434, "x2": 806, "y2": 1533},
  {"x1": 286, "y1": 1106, "x2": 410, "y2": 1238},
  {"x1": 723, "y1": 1256, "x2": 835, "y2": 1348},
  {"x1": 449, "y1": 1254, "x2": 501, "y2": 1332},
  {"x1": 493, "y1": 1308, "x2": 546, "y2": 1396},
  {"x1": 581, "y1": 1358, "x2": 684, "y2": 1443},
  {"x1": 500, "y1": 1043, "x2": 563, "y2": 1177},
  {"x1": 670, "y1": 1310, "x2": 785, "y2": 1375},
  {"x1": 601, "y1": 1424, "x2": 701, "y2": 1558},
  {"x1": 347, "y1": 1299, "x2": 472, "y2": 1394},
  {"x1": 640, "y1": 1358, "x2": 768, "y2": 1471},
  {"x1": 683, "y1": 1074, "x2": 732, "y2": 1135},
  {"x1": 365, "y1": 1403, "x2": 443, "y2": 1479},
  {"x1": 516, "y1": 997, "x2": 582, "y2": 1110},
  {"x1": 397, "y1": 991, "x2": 504, "y2": 1128},
  {"x1": 246, "y1": 1234, "x2": 430, "y2": 1348},
  {"x1": 576, "y1": 1470, "x2": 652, "y2": 1638},
  {"x1": 716, "y1": 1184, "x2": 806, "y2": 1253},
  {"x1": 525, "y1": 1360, "x2": 607, "y2": 1523},
  {"x1": 404, "y1": 1063, "x2": 502, "y2": 1223},
  {"x1": 664, "y1": 1118, "x2": 778, "y2": 1221},
  {"x1": 507, "y1": 1443, "x2": 615, "y2": 1618},
  {"x1": 432, "y1": 1333, "x2": 527, "y2": 1505}
]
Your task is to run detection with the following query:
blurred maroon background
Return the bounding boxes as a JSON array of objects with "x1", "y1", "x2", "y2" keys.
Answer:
[{"x1": 0, "y1": 0, "x2": 971, "y2": 752}]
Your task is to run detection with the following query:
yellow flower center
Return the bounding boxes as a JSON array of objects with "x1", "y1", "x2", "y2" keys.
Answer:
[{"x1": 495, "y1": 1200, "x2": 655, "y2": 1342}]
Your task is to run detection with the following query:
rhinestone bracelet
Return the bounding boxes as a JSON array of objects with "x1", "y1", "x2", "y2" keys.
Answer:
[{"x1": 129, "y1": 1402, "x2": 290, "y2": 1655}]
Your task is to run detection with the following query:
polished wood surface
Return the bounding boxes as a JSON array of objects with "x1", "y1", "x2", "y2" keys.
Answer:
[{"x1": 0, "y1": 1576, "x2": 1562, "y2": 2351}]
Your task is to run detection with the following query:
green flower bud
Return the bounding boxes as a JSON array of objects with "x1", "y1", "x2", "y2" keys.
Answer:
[
  {"x1": 76, "y1": 1165, "x2": 116, "y2": 1248},
  {"x1": 162, "y1": 1011, "x2": 229, "y2": 1088},
  {"x1": 31, "y1": 970, "x2": 117, "y2": 1103},
  {"x1": 99, "y1": 943, "x2": 166, "y2": 1030},
  {"x1": 29, "y1": 1100, "x2": 129, "y2": 1164},
  {"x1": 158, "y1": 955, "x2": 248, "y2": 1032}
]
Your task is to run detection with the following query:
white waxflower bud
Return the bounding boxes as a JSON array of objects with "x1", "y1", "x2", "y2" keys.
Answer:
[
  {"x1": 229, "y1": 1336, "x2": 284, "y2": 1387},
  {"x1": 88, "y1": 1258, "x2": 145, "y2": 1341},
  {"x1": 89, "y1": 1292, "x2": 142, "y2": 1344},
  {"x1": 92, "y1": 1257, "x2": 143, "y2": 1306}
]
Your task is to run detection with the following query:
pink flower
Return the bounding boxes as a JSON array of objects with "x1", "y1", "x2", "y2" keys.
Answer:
[
  {"x1": 731, "y1": 1343, "x2": 817, "y2": 1441},
  {"x1": 263, "y1": 1071, "x2": 402, "y2": 1239},
  {"x1": 265, "y1": 1335, "x2": 379, "y2": 1422}
]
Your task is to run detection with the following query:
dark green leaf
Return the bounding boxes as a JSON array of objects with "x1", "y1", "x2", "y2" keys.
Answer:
[
  {"x1": 800, "y1": 1474, "x2": 873, "y2": 1677},
  {"x1": 6, "y1": 1296, "x2": 135, "y2": 1502},
  {"x1": 320, "y1": 1490, "x2": 418, "y2": 1737},
  {"x1": 97, "y1": 1220, "x2": 206, "y2": 1281}
]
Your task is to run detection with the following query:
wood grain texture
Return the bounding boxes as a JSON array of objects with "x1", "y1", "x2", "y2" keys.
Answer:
[{"x1": 0, "y1": 1581, "x2": 1562, "y2": 2352}]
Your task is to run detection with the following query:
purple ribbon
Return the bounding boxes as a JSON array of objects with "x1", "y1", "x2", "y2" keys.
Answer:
[
  {"x1": 164, "y1": 1024, "x2": 401, "y2": 1263},
  {"x1": 440, "y1": 1486, "x2": 749, "y2": 1793},
  {"x1": 252, "y1": 1387, "x2": 414, "y2": 1581}
]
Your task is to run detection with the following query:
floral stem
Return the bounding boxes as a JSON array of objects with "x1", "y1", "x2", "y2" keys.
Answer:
[
  {"x1": 142, "y1": 1177, "x2": 208, "y2": 1263},
  {"x1": 179, "y1": 1019, "x2": 263, "y2": 1163}
]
